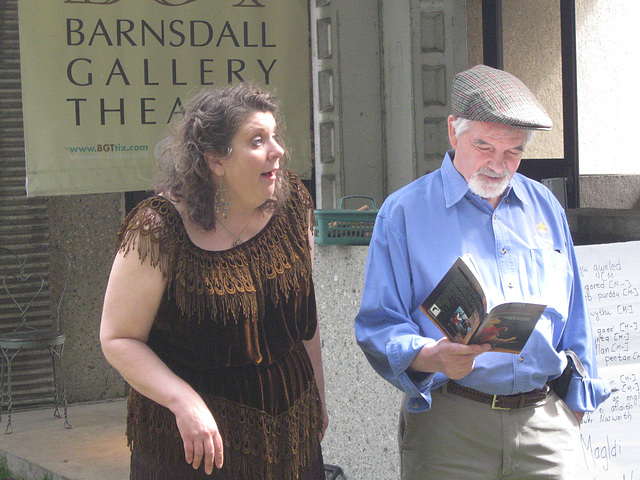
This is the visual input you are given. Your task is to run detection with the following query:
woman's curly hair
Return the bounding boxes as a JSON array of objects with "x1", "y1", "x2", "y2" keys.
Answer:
[{"x1": 155, "y1": 83, "x2": 291, "y2": 230}]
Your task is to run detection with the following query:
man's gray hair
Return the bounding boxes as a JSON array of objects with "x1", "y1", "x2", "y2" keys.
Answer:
[{"x1": 451, "y1": 117, "x2": 536, "y2": 148}]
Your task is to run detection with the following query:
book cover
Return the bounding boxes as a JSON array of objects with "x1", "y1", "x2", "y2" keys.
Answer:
[{"x1": 420, "y1": 255, "x2": 545, "y2": 354}]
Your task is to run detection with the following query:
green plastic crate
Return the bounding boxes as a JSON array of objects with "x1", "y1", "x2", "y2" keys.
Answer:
[{"x1": 314, "y1": 196, "x2": 377, "y2": 245}]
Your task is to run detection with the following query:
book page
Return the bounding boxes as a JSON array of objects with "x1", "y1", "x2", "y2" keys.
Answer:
[
  {"x1": 460, "y1": 253, "x2": 485, "y2": 290},
  {"x1": 420, "y1": 257, "x2": 487, "y2": 343},
  {"x1": 469, "y1": 302, "x2": 545, "y2": 353}
]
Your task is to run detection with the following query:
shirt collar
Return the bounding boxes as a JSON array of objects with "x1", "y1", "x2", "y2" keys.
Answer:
[
  {"x1": 441, "y1": 150, "x2": 531, "y2": 208},
  {"x1": 441, "y1": 150, "x2": 469, "y2": 208},
  {"x1": 506, "y1": 173, "x2": 531, "y2": 207}
]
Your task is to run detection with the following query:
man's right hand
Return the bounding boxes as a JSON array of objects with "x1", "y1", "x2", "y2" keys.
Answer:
[{"x1": 408, "y1": 338, "x2": 491, "y2": 379}]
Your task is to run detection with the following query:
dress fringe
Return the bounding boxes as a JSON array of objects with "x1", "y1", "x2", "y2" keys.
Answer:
[
  {"x1": 127, "y1": 386, "x2": 323, "y2": 480},
  {"x1": 115, "y1": 175, "x2": 313, "y2": 328}
]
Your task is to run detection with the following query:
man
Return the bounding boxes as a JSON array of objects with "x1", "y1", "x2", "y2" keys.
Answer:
[{"x1": 354, "y1": 65, "x2": 610, "y2": 480}]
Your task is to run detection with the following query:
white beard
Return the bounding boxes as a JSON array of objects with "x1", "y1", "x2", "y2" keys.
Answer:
[{"x1": 468, "y1": 167, "x2": 511, "y2": 200}]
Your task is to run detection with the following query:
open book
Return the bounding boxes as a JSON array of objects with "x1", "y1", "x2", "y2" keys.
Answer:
[{"x1": 419, "y1": 254, "x2": 546, "y2": 354}]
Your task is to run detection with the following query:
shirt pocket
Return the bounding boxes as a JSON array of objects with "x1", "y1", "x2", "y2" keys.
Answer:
[{"x1": 528, "y1": 248, "x2": 571, "y2": 318}]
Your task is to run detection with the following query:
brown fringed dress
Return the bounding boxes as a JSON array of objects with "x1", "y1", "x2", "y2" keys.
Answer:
[{"x1": 116, "y1": 172, "x2": 324, "y2": 480}]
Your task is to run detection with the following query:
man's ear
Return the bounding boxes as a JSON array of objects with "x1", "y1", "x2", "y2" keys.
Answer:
[
  {"x1": 205, "y1": 151, "x2": 225, "y2": 177},
  {"x1": 447, "y1": 115, "x2": 458, "y2": 149}
]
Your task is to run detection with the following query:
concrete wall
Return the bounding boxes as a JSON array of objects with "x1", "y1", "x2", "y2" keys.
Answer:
[
  {"x1": 47, "y1": 193, "x2": 127, "y2": 402},
  {"x1": 314, "y1": 246, "x2": 401, "y2": 480},
  {"x1": 580, "y1": 176, "x2": 640, "y2": 210}
]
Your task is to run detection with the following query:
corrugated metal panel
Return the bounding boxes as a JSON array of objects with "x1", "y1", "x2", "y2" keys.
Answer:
[{"x1": 0, "y1": 0, "x2": 58, "y2": 408}]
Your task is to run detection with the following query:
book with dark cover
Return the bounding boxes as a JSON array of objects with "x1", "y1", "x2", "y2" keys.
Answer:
[{"x1": 420, "y1": 254, "x2": 546, "y2": 354}]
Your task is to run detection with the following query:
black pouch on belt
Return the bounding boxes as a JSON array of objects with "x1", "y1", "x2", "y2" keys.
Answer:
[
  {"x1": 550, "y1": 349, "x2": 586, "y2": 399},
  {"x1": 550, "y1": 354, "x2": 574, "y2": 399}
]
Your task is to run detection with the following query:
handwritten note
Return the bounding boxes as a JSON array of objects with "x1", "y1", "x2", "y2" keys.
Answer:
[{"x1": 575, "y1": 241, "x2": 640, "y2": 479}]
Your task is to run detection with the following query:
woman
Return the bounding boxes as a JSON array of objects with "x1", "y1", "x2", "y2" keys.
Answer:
[{"x1": 100, "y1": 83, "x2": 328, "y2": 479}]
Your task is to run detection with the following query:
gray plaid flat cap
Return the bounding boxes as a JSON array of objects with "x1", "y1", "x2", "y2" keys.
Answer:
[{"x1": 452, "y1": 65, "x2": 553, "y2": 131}]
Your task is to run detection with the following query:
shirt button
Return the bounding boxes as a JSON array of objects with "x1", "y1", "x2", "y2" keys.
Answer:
[
  {"x1": 501, "y1": 248, "x2": 507, "y2": 254},
  {"x1": 508, "y1": 282, "x2": 514, "y2": 288},
  {"x1": 413, "y1": 403, "x2": 419, "y2": 409},
  {"x1": 519, "y1": 356, "x2": 524, "y2": 362}
]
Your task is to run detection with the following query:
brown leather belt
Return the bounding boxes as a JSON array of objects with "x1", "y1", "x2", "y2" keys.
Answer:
[{"x1": 446, "y1": 381, "x2": 551, "y2": 410}]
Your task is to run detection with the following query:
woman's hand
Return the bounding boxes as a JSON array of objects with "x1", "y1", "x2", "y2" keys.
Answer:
[{"x1": 171, "y1": 394, "x2": 224, "y2": 474}]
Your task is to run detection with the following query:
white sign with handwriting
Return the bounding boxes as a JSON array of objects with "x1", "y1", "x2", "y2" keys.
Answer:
[{"x1": 575, "y1": 241, "x2": 640, "y2": 479}]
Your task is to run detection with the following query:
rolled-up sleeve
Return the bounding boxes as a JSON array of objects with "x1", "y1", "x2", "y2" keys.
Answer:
[{"x1": 355, "y1": 211, "x2": 436, "y2": 410}]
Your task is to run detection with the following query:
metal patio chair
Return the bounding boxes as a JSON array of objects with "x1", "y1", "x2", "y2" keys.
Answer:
[
  {"x1": 325, "y1": 464, "x2": 347, "y2": 480},
  {"x1": 0, "y1": 246, "x2": 72, "y2": 434}
]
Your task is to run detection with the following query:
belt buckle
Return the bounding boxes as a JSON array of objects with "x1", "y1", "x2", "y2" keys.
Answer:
[{"x1": 491, "y1": 395, "x2": 511, "y2": 410}]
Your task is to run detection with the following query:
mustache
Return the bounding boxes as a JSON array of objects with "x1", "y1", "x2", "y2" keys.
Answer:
[{"x1": 475, "y1": 167, "x2": 510, "y2": 179}]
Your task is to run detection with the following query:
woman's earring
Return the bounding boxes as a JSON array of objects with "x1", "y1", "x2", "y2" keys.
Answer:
[{"x1": 214, "y1": 180, "x2": 230, "y2": 218}]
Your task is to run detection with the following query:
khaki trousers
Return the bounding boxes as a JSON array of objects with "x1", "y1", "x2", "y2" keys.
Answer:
[{"x1": 398, "y1": 385, "x2": 581, "y2": 480}]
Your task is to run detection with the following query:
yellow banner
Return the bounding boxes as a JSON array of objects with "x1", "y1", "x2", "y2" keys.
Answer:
[{"x1": 18, "y1": 0, "x2": 311, "y2": 196}]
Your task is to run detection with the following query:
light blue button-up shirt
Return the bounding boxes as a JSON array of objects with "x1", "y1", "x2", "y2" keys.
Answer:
[{"x1": 355, "y1": 151, "x2": 611, "y2": 413}]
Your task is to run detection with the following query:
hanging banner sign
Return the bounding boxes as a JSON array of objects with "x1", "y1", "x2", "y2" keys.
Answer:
[{"x1": 18, "y1": 0, "x2": 311, "y2": 196}]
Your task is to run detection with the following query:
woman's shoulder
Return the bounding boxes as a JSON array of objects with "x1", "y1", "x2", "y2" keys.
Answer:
[
  {"x1": 116, "y1": 195, "x2": 185, "y2": 260},
  {"x1": 119, "y1": 195, "x2": 179, "y2": 233},
  {"x1": 133, "y1": 194, "x2": 178, "y2": 216}
]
